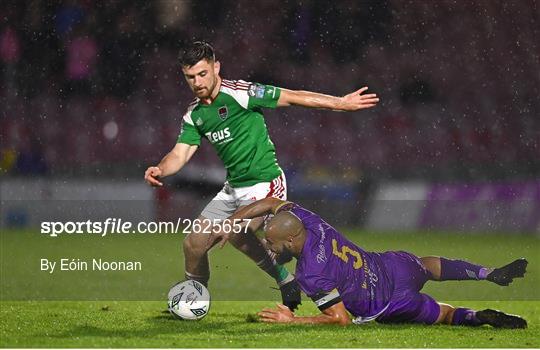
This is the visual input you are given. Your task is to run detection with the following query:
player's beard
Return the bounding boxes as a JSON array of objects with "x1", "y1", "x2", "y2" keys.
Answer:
[
  {"x1": 194, "y1": 87, "x2": 209, "y2": 98},
  {"x1": 195, "y1": 77, "x2": 218, "y2": 99},
  {"x1": 275, "y1": 248, "x2": 294, "y2": 265}
]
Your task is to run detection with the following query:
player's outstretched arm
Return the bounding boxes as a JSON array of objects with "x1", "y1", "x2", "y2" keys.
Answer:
[
  {"x1": 231, "y1": 197, "x2": 287, "y2": 221},
  {"x1": 277, "y1": 87, "x2": 379, "y2": 111},
  {"x1": 258, "y1": 302, "x2": 351, "y2": 325},
  {"x1": 144, "y1": 143, "x2": 198, "y2": 187},
  {"x1": 207, "y1": 198, "x2": 287, "y2": 248}
]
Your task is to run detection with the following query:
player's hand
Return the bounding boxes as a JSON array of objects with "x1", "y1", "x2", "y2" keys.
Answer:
[
  {"x1": 258, "y1": 303, "x2": 295, "y2": 323},
  {"x1": 207, "y1": 220, "x2": 232, "y2": 249},
  {"x1": 339, "y1": 87, "x2": 379, "y2": 111},
  {"x1": 144, "y1": 166, "x2": 163, "y2": 187}
]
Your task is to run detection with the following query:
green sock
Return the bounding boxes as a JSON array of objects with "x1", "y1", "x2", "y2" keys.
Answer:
[
  {"x1": 256, "y1": 258, "x2": 293, "y2": 286},
  {"x1": 276, "y1": 265, "x2": 294, "y2": 286}
]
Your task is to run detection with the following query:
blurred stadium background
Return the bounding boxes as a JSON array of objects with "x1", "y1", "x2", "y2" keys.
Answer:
[{"x1": 1, "y1": 0, "x2": 539, "y2": 232}]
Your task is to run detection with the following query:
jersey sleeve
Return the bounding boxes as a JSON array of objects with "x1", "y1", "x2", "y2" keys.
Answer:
[
  {"x1": 247, "y1": 82, "x2": 281, "y2": 110},
  {"x1": 176, "y1": 106, "x2": 201, "y2": 146},
  {"x1": 298, "y1": 274, "x2": 341, "y2": 311}
]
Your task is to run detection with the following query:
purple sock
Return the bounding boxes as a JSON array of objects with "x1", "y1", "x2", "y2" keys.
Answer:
[
  {"x1": 452, "y1": 308, "x2": 482, "y2": 326},
  {"x1": 440, "y1": 257, "x2": 490, "y2": 281}
]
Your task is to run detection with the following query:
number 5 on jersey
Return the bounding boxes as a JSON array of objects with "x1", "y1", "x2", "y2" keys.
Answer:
[{"x1": 332, "y1": 239, "x2": 364, "y2": 269}]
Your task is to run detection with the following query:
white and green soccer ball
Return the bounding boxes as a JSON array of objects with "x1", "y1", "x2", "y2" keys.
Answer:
[{"x1": 167, "y1": 280, "x2": 211, "y2": 320}]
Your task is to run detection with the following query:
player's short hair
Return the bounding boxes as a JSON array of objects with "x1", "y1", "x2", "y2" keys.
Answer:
[{"x1": 179, "y1": 41, "x2": 216, "y2": 67}]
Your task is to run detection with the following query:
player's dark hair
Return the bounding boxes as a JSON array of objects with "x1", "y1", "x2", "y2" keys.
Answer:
[{"x1": 179, "y1": 41, "x2": 216, "y2": 67}]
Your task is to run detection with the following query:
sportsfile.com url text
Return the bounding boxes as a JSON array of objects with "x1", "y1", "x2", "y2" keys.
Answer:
[{"x1": 40, "y1": 218, "x2": 251, "y2": 237}]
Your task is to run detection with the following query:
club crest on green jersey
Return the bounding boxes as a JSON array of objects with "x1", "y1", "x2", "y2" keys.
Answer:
[
  {"x1": 195, "y1": 117, "x2": 203, "y2": 126},
  {"x1": 218, "y1": 106, "x2": 228, "y2": 120}
]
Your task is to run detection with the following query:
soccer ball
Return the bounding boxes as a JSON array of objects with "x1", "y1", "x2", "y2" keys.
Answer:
[{"x1": 167, "y1": 280, "x2": 211, "y2": 320}]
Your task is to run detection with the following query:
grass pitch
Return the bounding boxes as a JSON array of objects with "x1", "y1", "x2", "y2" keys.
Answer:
[
  {"x1": 2, "y1": 300, "x2": 538, "y2": 348},
  {"x1": 1, "y1": 229, "x2": 539, "y2": 348}
]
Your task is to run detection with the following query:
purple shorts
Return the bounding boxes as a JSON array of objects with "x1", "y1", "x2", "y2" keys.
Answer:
[{"x1": 376, "y1": 251, "x2": 440, "y2": 325}]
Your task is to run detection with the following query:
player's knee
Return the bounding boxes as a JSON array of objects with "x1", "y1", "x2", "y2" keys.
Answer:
[
  {"x1": 228, "y1": 231, "x2": 259, "y2": 252},
  {"x1": 227, "y1": 217, "x2": 263, "y2": 249},
  {"x1": 182, "y1": 236, "x2": 194, "y2": 254},
  {"x1": 420, "y1": 256, "x2": 441, "y2": 280},
  {"x1": 183, "y1": 234, "x2": 209, "y2": 257}
]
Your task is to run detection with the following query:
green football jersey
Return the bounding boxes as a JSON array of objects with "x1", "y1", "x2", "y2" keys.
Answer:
[{"x1": 177, "y1": 79, "x2": 283, "y2": 187}]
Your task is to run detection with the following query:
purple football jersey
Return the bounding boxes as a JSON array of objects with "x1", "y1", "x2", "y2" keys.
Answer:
[{"x1": 284, "y1": 203, "x2": 393, "y2": 319}]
